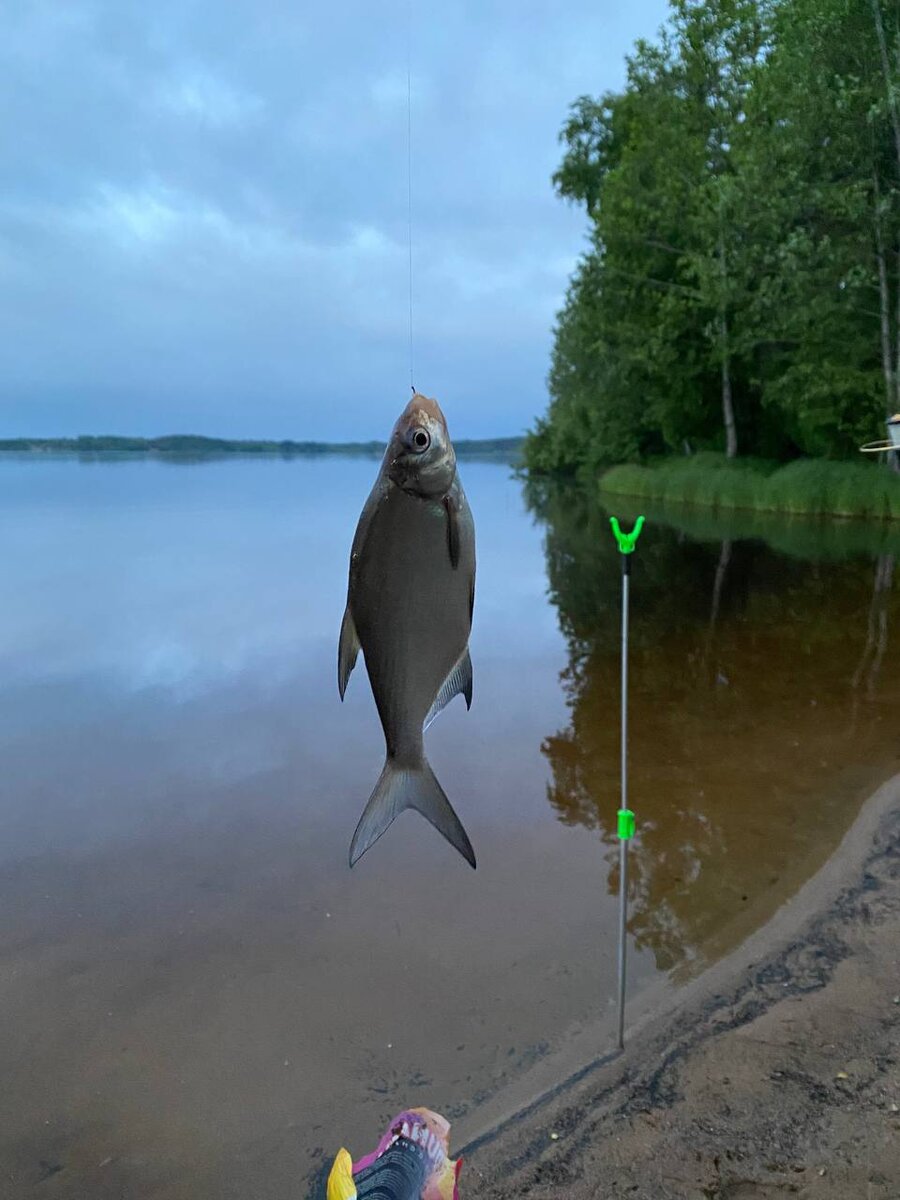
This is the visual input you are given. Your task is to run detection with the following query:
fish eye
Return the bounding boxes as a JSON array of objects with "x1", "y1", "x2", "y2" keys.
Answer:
[{"x1": 410, "y1": 427, "x2": 431, "y2": 453}]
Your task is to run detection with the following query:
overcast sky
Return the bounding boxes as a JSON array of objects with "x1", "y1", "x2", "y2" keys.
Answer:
[{"x1": 1, "y1": 0, "x2": 669, "y2": 440}]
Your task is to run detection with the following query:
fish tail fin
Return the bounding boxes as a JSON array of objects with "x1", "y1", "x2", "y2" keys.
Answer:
[{"x1": 349, "y1": 757, "x2": 476, "y2": 869}]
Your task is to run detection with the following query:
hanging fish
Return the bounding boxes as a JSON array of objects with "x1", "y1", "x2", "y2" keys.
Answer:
[{"x1": 338, "y1": 393, "x2": 476, "y2": 867}]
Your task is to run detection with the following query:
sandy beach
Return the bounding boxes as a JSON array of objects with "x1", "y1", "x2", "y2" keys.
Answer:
[{"x1": 462, "y1": 773, "x2": 900, "y2": 1199}]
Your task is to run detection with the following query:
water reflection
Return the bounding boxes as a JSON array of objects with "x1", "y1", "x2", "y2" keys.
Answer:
[
  {"x1": 853, "y1": 554, "x2": 895, "y2": 698},
  {"x1": 526, "y1": 481, "x2": 900, "y2": 975}
]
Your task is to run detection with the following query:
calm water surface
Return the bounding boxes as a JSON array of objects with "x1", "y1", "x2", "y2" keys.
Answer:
[{"x1": 0, "y1": 457, "x2": 897, "y2": 1199}]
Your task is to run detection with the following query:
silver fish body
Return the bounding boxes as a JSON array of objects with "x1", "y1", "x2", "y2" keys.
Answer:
[{"x1": 338, "y1": 394, "x2": 476, "y2": 867}]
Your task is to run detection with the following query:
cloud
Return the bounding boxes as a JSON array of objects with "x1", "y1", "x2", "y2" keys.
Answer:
[
  {"x1": 152, "y1": 70, "x2": 265, "y2": 129},
  {"x1": 0, "y1": 0, "x2": 669, "y2": 439}
]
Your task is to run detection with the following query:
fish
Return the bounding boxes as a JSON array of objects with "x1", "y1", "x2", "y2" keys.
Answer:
[{"x1": 338, "y1": 393, "x2": 476, "y2": 868}]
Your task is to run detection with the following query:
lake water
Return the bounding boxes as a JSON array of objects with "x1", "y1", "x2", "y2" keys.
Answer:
[{"x1": 0, "y1": 456, "x2": 897, "y2": 1199}]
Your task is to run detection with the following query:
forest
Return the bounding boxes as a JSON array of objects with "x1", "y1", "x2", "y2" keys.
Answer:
[{"x1": 524, "y1": 0, "x2": 900, "y2": 478}]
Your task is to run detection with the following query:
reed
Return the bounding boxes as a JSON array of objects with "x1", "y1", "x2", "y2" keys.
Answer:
[{"x1": 599, "y1": 454, "x2": 900, "y2": 520}]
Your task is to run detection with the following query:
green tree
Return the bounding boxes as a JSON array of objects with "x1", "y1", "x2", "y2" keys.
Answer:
[
  {"x1": 746, "y1": 0, "x2": 899, "y2": 456},
  {"x1": 528, "y1": 0, "x2": 900, "y2": 473}
]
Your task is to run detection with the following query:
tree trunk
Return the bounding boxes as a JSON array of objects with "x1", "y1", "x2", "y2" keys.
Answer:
[
  {"x1": 870, "y1": 0, "x2": 900, "y2": 180},
  {"x1": 717, "y1": 224, "x2": 737, "y2": 459},
  {"x1": 720, "y1": 312, "x2": 737, "y2": 458},
  {"x1": 869, "y1": 0, "x2": 900, "y2": 470},
  {"x1": 873, "y1": 175, "x2": 895, "y2": 414}
]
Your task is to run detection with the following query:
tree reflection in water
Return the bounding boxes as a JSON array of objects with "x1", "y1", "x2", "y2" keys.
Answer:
[{"x1": 525, "y1": 479, "x2": 900, "y2": 975}]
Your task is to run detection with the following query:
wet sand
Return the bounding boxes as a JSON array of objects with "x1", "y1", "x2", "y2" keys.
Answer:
[{"x1": 464, "y1": 772, "x2": 900, "y2": 1199}]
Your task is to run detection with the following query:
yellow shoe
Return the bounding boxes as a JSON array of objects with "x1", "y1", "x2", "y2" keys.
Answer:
[{"x1": 326, "y1": 1147, "x2": 358, "y2": 1200}]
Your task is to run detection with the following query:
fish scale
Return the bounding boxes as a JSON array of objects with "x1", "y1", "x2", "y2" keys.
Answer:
[{"x1": 354, "y1": 484, "x2": 472, "y2": 762}]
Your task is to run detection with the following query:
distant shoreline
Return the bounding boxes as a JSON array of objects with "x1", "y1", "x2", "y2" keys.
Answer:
[{"x1": 0, "y1": 434, "x2": 524, "y2": 463}]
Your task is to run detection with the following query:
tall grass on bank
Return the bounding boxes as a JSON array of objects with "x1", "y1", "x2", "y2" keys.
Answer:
[{"x1": 599, "y1": 453, "x2": 900, "y2": 520}]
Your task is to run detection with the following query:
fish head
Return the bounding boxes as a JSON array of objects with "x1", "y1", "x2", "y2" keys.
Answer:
[{"x1": 385, "y1": 393, "x2": 456, "y2": 497}]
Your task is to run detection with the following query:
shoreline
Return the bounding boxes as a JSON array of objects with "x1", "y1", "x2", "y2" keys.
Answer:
[
  {"x1": 599, "y1": 486, "x2": 900, "y2": 525},
  {"x1": 594, "y1": 455, "x2": 900, "y2": 524},
  {"x1": 462, "y1": 771, "x2": 900, "y2": 1197}
]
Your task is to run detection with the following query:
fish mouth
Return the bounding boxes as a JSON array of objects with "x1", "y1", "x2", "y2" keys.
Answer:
[{"x1": 402, "y1": 392, "x2": 447, "y2": 430}]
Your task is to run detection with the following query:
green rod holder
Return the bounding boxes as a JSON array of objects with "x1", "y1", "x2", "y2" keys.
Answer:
[{"x1": 617, "y1": 808, "x2": 635, "y2": 840}]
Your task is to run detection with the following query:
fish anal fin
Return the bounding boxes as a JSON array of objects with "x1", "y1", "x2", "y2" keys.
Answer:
[
  {"x1": 424, "y1": 648, "x2": 473, "y2": 731},
  {"x1": 338, "y1": 606, "x2": 360, "y2": 700}
]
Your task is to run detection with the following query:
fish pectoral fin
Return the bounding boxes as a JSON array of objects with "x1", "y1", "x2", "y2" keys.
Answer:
[
  {"x1": 443, "y1": 493, "x2": 460, "y2": 569},
  {"x1": 350, "y1": 758, "x2": 475, "y2": 868},
  {"x1": 338, "y1": 606, "x2": 361, "y2": 700},
  {"x1": 424, "y1": 648, "x2": 473, "y2": 731}
]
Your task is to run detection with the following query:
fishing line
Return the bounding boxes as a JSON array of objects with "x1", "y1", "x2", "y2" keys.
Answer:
[{"x1": 406, "y1": 0, "x2": 415, "y2": 392}]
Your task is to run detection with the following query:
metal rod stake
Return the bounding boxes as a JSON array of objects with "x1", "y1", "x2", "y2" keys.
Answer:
[
  {"x1": 609, "y1": 516, "x2": 642, "y2": 1053},
  {"x1": 617, "y1": 562, "x2": 629, "y2": 1051}
]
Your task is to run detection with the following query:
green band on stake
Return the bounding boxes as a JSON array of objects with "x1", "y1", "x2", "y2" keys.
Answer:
[
  {"x1": 617, "y1": 808, "x2": 635, "y2": 840},
  {"x1": 609, "y1": 515, "x2": 645, "y2": 554}
]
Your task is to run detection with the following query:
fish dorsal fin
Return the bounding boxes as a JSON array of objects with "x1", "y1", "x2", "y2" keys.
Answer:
[
  {"x1": 424, "y1": 648, "x2": 473, "y2": 731},
  {"x1": 338, "y1": 606, "x2": 360, "y2": 700}
]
